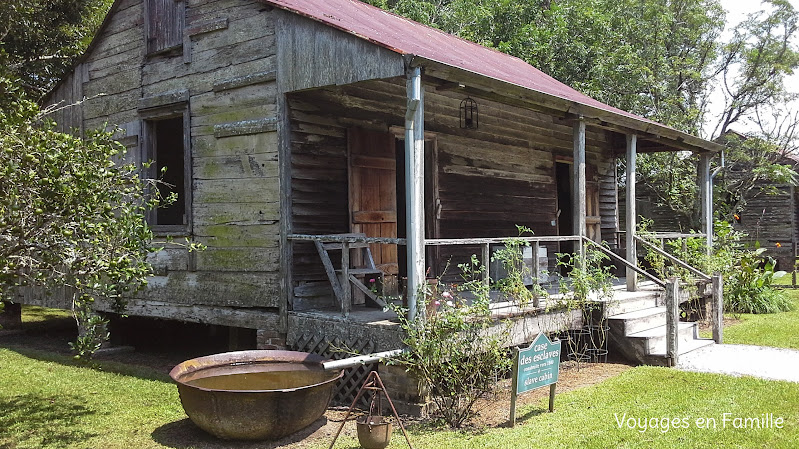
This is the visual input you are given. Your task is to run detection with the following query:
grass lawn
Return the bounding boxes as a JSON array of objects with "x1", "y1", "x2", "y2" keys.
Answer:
[
  {"x1": 0, "y1": 347, "x2": 184, "y2": 449},
  {"x1": 1, "y1": 345, "x2": 798, "y2": 448},
  {"x1": 700, "y1": 287, "x2": 799, "y2": 349}
]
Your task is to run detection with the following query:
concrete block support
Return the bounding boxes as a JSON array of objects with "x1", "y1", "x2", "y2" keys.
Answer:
[
  {"x1": 0, "y1": 302, "x2": 22, "y2": 330},
  {"x1": 378, "y1": 363, "x2": 430, "y2": 416},
  {"x1": 256, "y1": 329, "x2": 288, "y2": 350}
]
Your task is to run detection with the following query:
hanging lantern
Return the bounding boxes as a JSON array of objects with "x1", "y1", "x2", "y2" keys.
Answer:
[{"x1": 460, "y1": 97, "x2": 478, "y2": 129}]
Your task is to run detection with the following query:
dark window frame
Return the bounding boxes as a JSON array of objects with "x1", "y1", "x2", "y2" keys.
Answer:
[{"x1": 140, "y1": 103, "x2": 192, "y2": 236}]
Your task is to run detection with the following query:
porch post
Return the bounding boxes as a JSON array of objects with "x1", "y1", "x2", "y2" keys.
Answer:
[
  {"x1": 405, "y1": 66, "x2": 425, "y2": 320},
  {"x1": 626, "y1": 134, "x2": 637, "y2": 292},
  {"x1": 699, "y1": 153, "x2": 713, "y2": 254},
  {"x1": 573, "y1": 117, "x2": 586, "y2": 243}
]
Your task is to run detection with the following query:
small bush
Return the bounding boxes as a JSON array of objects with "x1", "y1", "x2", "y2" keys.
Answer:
[
  {"x1": 725, "y1": 247, "x2": 792, "y2": 314},
  {"x1": 640, "y1": 220, "x2": 793, "y2": 315},
  {"x1": 725, "y1": 287, "x2": 795, "y2": 314},
  {"x1": 392, "y1": 296, "x2": 510, "y2": 428},
  {"x1": 389, "y1": 246, "x2": 524, "y2": 428}
]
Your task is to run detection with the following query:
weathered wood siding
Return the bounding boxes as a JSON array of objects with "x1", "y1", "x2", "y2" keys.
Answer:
[
  {"x1": 598, "y1": 159, "x2": 619, "y2": 247},
  {"x1": 45, "y1": 64, "x2": 87, "y2": 134},
  {"x1": 275, "y1": 11, "x2": 405, "y2": 94},
  {"x1": 38, "y1": 0, "x2": 283, "y2": 329},
  {"x1": 287, "y1": 77, "x2": 617, "y2": 307},
  {"x1": 145, "y1": 0, "x2": 185, "y2": 54},
  {"x1": 739, "y1": 183, "x2": 796, "y2": 271}
]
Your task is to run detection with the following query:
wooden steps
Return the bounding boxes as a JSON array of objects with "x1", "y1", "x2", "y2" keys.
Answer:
[{"x1": 606, "y1": 288, "x2": 714, "y2": 366}]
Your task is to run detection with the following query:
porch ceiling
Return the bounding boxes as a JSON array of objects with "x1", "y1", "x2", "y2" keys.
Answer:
[{"x1": 263, "y1": 0, "x2": 722, "y2": 155}]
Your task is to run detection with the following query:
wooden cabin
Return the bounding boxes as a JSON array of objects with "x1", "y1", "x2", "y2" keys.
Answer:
[
  {"x1": 35, "y1": 0, "x2": 722, "y2": 366},
  {"x1": 735, "y1": 153, "x2": 799, "y2": 271}
]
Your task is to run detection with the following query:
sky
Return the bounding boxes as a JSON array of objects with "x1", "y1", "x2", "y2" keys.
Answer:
[{"x1": 704, "y1": 0, "x2": 799, "y2": 137}]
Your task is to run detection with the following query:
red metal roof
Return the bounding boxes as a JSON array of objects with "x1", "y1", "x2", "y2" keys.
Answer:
[{"x1": 262, "y1": 0, "x2": 656, "y2": 125}]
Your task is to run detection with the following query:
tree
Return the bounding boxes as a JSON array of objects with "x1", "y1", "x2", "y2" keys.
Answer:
[
  {"x1": 642, "y1": 0, "x2": 799, "y2": 226},
  {"x1": 0, "y1": 98, "x2": 164, "y2": 357},
  {"x1": 367, "y1": 0, "x2": 799, "y2": 228},
  {"x1": 0, "y1": 0, "x2": 113, "y2": 104}
]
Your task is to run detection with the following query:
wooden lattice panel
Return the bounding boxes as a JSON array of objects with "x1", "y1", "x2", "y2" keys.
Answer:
[{"x1": 292, "y1": 333, "x2": 377, "y2": 407}]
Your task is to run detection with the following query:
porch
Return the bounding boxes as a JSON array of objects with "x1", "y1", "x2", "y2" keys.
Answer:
[
  {"x1": 286, "y1": 269, "x2": 663, "y2": 352},
  {"x1": 285, "y1": 231, "x2": 723, "y2": 368},
  {"x1": 278, "y1": 48, "x2": 724, "y2": 371},
  {"x1": 283, "y1": 71, "x2": 719, "y2": 318}
]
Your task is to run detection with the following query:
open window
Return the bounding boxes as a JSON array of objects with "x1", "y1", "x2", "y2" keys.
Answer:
[
  {"x1": 145, "y1": 0, "x2": 185, "y2": 55},
  {"x1": 143, "y1": 111, "x2": 191, "y2": 234}
]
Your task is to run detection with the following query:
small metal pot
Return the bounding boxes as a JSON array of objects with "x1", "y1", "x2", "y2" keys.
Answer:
[{"x1": 356, "y1": 416, "x2": 393, "y2": 449}]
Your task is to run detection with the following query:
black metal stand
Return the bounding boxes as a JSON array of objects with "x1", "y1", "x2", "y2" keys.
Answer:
[{"x1": 328, "y1": 371, "x2": 414, "y2": 449}]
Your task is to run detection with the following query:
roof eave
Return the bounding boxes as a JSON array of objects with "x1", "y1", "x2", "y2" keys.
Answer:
[{"x1": 415, "y1": 57, "x2": 722, "y2": 154}]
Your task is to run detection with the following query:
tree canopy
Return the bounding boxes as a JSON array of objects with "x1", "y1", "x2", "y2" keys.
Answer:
[
  {"x1": 0, "y1": 0, "x2": 153, "y2": 357},
  {"x1": 367, "y1": 0, "x2": 799, "y2": 228},
  {"x1": 0, "y1": 99, "x2": 165, "y2": 356},
  {"x1": 0, "y1": 0, "x2": 113, "y2": 104}
]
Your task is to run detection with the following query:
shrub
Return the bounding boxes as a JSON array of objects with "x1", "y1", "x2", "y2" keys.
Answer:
[
  {"x1": 725, "y1": 249, "x2": 793, "y2": 314},
  {"x1": 639, "y1": 220, "x2": 792, "y2": 315},
  {"x1": 389, "y1": 243, "x2": 529, "y2": 428},
  {"x1": 0, "y1": 99, "x2": 202, "y2": 357}
]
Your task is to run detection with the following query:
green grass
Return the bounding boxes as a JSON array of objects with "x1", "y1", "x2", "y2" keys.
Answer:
[
  {"x1": 1, "y1": 346, "x2": 798, "y2": 448},
  {"x1": 18, "y1": 305, "x2": 72, "y2": 323},
  {"x1": 321, "y1": 367, "x2": 799, "y2": 449},
  {"x1": 701, "y1": 288, "x2": 799, "y2": 349},
  {"x1": 0, "y1": 347, "x2": 184, "y2": 449}
]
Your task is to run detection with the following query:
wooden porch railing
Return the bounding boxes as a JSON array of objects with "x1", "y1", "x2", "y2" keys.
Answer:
[
  {"x1": 425, "y1": 235, "x2": 583, "y2": 308},
  {"x1": 290, "y1": 232, "x2": 724, "y2": 360},
  {"x1": 288, "y1": 234, "x2": 407, "y2": 316}
]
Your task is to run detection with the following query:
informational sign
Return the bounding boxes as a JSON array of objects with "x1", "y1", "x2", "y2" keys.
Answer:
[{"x1": 509, "y1": 333, "x2": 561, "y2": 426}]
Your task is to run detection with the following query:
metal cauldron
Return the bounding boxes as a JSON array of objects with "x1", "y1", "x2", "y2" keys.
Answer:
[{"x1": 169, "y1": 350, "x2": 343, "y2": 440}]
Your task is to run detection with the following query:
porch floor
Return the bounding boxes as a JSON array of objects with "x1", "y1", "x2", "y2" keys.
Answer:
[{"x1": 291, "y1": 277, "x2": 662, "y2": 326}]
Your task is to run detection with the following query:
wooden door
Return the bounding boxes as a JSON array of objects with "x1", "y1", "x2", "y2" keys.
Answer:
[
  {"x1": 586, "y1": 182, "x2": 601, "y2": 242},
  {"x1": 348, "y1": 128, "x2": 398, "y2": 274}
]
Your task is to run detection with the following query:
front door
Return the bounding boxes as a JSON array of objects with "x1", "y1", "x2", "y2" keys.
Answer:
[{"x1": 348, "y1": 128, "x2": 399, "y2": 275}]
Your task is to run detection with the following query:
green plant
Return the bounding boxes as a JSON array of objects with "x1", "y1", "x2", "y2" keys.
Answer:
[
  {"x1": 725, "y1": 249, "x2": 792, "y2": 314},
  {"x1": 492, "y1": 225, "x2": 547, "y2": 305},
  {"x1": 388, "y1": 254, "x2": 512, "y2": 428},
  {"x1": 638, "y1": 220, "x2": 792, "y2": 315},
  {"x1": 554, "y1": 245, "x2": 616, "y2": 362},
  {"x1": 0, "y1": 99, "x2": 202, "y2": 359},
  {"x1": 366, "y1": 277, "x2": 380, "y2": 295},
  {"x1": 556, "y1": 246, "x2": 615, "y2": 304}
]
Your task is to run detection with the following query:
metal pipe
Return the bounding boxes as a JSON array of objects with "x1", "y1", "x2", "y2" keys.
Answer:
[
  {"x1": 405, "y1": 65, "x2": 425, "y2": 321},
  {"x1": 322, "y1": 349, "x2": 406, "y2": 371}
]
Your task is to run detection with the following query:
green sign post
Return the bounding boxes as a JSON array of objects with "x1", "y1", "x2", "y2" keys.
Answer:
[{"x1": 509, "y1": 333, "x2": 561, "y2": 426}]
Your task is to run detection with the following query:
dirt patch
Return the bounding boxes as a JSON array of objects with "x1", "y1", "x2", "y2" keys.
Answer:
[
  {"x1": 468, "y1": 361, "x2": 632, "y2": 428},
  {"x1": 697, "y1": 316, "x2": 742, "y2": 334}
]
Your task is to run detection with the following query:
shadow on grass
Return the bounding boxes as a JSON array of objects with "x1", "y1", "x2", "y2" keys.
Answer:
[
  {"x1": 151, "y1": 416, "x2": 330, "y2": 448},
  {"x1": 0, "y1": 341, "x2": 173, "y2": 384},
  {"x1": 0, "y1": 393, "x2": 97, "y2": 447},
  {"x1": 504, "y1": 406, "x2": 551, "y2": 427}
]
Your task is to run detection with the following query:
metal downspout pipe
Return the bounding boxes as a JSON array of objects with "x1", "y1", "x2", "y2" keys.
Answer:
[{"x1": 405, "y1": 65, "x2": 425, "y2": 321}]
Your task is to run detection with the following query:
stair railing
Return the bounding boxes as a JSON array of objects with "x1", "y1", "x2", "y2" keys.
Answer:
[
  {"x1": 582, "y1": 237, "x2": 724, "y2": 367},
  {"x1": 581, "y1": 237, "x2": 665, "y2": 288},
  {"x1": 633, "y1": 235, "x2": 723, "y2": 346},
  {"x1": 634, "y1": 236, "x2": 710, "y2": 281}
]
